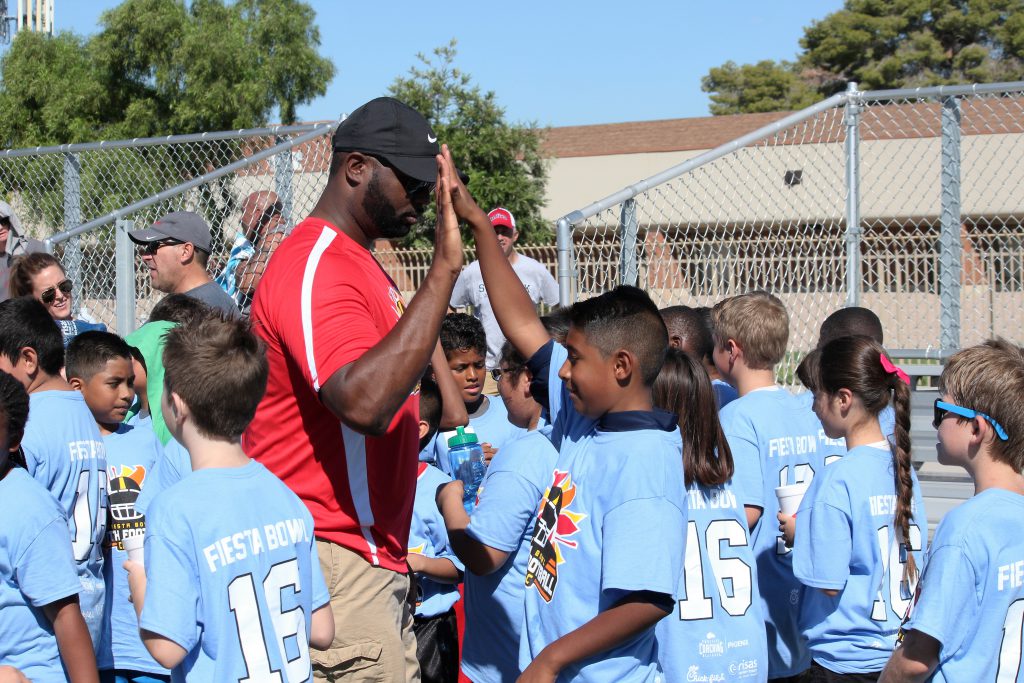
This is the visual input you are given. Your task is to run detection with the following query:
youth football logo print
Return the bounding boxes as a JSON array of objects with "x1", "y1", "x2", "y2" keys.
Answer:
[
  {"x1": 388, "y1": 286, "x2": 406, "y2": 319},
  {"x1": 107, "y1": 465, "x2": 147, "y2": 550},
  {"x1": 525, "y1": 470, "x2": 586, "y2": 603}
]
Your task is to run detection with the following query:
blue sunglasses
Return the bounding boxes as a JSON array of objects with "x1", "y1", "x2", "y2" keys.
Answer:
[{"x1": 933, "y1": 399, "x2": 1009, "y2": 441}]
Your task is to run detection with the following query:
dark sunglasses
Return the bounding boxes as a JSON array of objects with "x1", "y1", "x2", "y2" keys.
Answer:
[
  {"x1": 369, "y1": 155, "x2": 436, "y2": 198},
  {"x1": 494, "y1": 226, "x2": 516, "y2": 239},
  {"x1": 139, "y1": 238, "x2": 183, "y2": 256},
  {"x1": 40, "y1": 279, "x2": 73, "y2": 305},
  {"x1": 933, "y1": 399, "x2": 1009, "y2": 440}
]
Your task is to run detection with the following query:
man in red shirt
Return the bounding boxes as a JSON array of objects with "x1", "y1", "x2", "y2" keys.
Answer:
[{"x1": 245, "y1": 97, "x2": 469, "y2": 682}]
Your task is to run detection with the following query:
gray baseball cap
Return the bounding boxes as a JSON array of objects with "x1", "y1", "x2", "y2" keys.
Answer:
[{"x1": 129, "y1": 211, "x2": 212, "y2": 253}]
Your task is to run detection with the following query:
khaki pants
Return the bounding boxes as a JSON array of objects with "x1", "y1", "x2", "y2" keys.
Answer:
[{"x1": 312, "y1": 540, "x2": 420, "y2": 682}]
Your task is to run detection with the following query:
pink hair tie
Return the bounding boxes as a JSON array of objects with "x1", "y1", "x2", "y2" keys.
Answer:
[{"x1": 880, "y1": 355, "x2": 910, "y2": 385}]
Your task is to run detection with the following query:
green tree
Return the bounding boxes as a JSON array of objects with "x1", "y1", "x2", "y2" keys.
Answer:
[
  {"x1": 703, "y1": 0, "x2": 1024, "y2": 114},
  {"x1": 388, "y1": 40, "x2": 550, "y2": 247},
  {"x1": 702, "y1": 60, "x2": 821, "y2": 115}
]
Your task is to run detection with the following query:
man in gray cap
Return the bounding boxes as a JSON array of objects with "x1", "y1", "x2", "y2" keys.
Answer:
[
  {"x1": 243, "y1": 97, "x2": 475, "y2": 682},
  {"x1": 0, "y1": 200, "x2": 44, "y2": 301},
  {"x1": 129, "y1": 210, "x2": 239, "y2": 317}
]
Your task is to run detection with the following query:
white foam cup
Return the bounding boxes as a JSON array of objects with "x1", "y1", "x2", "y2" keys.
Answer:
[
  {"x1": 775, "y1": 482, "x2": 809, "y2": 516},
  {"x1": 122, "y1": 533, "x2": 145, "y2": 566}
]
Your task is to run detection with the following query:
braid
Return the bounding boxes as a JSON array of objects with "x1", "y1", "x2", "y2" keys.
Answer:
[{"x1": 890, "y1": 375, "x2": 917, "y2": 583}]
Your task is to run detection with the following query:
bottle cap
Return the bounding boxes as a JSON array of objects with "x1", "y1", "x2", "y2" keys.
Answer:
[{"x1": 446, "y1": 425, "x2": 479, "y2": 448}]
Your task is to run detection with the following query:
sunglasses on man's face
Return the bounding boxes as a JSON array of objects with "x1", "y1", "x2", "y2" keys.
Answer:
[
  {"x1": 40, "y1": 279, "x2": 73, "y2": 305},
  {"x1": 933, "y1": 399, "x2": 1009, "y2": 440},
  {"x1": 369, "y1": 155, "x2": 436, "y2": 198},
  {"x1": 139, "y1": 238, "x2": 184, "y2": 256}
]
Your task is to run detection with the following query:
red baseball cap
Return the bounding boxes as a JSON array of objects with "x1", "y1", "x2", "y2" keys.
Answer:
[{"x1": 488, "y1": 207, "x2": 516, "y2": 231}]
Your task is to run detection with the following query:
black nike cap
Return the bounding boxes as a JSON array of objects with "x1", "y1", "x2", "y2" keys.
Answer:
[{"x1": 332, "y1": 97, "x2": 440, "y2": 184}]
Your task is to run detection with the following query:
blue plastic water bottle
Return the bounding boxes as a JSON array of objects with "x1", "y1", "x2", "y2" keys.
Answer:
[{"x1": 446, "y1": 426, "x2": 486, "y2": 513}]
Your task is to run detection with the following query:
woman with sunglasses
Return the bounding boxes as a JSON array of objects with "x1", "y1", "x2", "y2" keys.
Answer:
[{"x1": 8, "y1": 253, "x2": 107, "y2": 346}]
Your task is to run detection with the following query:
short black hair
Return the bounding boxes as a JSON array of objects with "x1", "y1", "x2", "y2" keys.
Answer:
[
  {"x1": 65, "y1": 331, "x2": 134, "y2": 383},
  {"x1": 818, "y1": 306, "x2": 884, "y2": 348},
  {"x1": 0, "y1": 369, "x2": 30, "y2": 456},
  {"x1": 440, "y1": 312, "x2": 486, "y2": 359},
  {"x1": 661, "y1": 305, "x2": 713, "y2": 361},
  {"x1": 568, "y1": 285, "x2": 668, "y2": 386},
  {"x1": 149, "y1": 293, "x2": 214, "y2": 328},
  {"x1": 128, "y1": 345, "x2": 147, "y2": 374},
  {"x1": 0, "y1": 297, "x2": 65, "y2": 376},
  {"x1": 418, "y1": 374, "x2": 442, "y2": 451},
  {"x1": 540, "y1": 306, "x2": 571, "y2": 344}
]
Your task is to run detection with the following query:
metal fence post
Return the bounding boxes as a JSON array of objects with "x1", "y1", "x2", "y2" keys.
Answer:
[
  {"x1": 619, "y1": 198, "x2": 639, "y2": 286},
  {"x1": 556, "y1": 217, "x2": 573, "y2": 306},
  {"x1": 115, "y1": 219, "x2": 137, "y2": 335},
  {"x1": 63, "y1": 152, "x2": 83, "y2": 315},
  {"x1": 939, "y1": 96, "x2": 963, "y2": 353},
  {"x1": 273, "y1": 136, "x2": 295, "y2": 228},
  {"x1": 843, "y1": 82, "x2": 862, "y2": 308}
]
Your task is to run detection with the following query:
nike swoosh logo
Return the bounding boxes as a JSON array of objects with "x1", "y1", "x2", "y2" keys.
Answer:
[{"x1": 427, "y1": 134, "x2": 438, "y2": 143}]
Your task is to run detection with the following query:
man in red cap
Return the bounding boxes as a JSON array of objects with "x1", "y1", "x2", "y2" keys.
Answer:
[
  {"x1": 244, "y1": 97, "x2": 476, "y2": 681},
  {"x1": 450, "y1": 207, "x2": 559, "y2": 393}
]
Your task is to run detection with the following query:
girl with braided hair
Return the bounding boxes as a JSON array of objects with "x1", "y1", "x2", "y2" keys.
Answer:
[{"x1": 782, "y1": 336, "x2": 927, "y2": 682}]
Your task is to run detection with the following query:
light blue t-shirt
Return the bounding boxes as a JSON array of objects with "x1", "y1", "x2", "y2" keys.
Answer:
[
  {"x1": 0, "y1": 468, "x2": 82, "y2": 683},
  {"x1": 140, "y1": 461, "x2": 330, "y2": 683},
  {"x1": 135, "y1": 437, "x2": 192, "y2": 516},
  {"x1": 793, "y1": 444, "x2": 927, "y2": 674},
  {"x1": 22, "y1": 390, "x2": 107, "y2": 648},
  {"x1": 901, "y1": 488, "x2": 1024, "y2": 682},
  {"x1": 463, "y1": 429, "x2": 558, "y2": 683},
  {"x1": 656, "y1": 479, "x2": 769, "y2": 683},
  {"x1": 97, "y1": 422, "x2": 169, "y2": 675},
  {"x1": 712, "y1": 378, "x2": 739, "y2": 410},
  {"x1": 520, "y1": 341, "x2": 687, "y2": 683},
  {"x1": 433, "y1": 395, "x2": 526, "y2": 476},
  {"x1": 718, "y1": 386, "x2": 823, "y2": 677},
  {"x1": 796, "y1": 391, "x2": 896, "y2": 464},
  {"x1": 409, "y1": 463, "x2": 463, "y2": 618}
]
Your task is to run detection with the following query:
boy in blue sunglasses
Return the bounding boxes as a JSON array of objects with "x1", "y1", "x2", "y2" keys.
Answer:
[{"x1": 881, "y1": 339, "x2": 1024, "y2": 683}]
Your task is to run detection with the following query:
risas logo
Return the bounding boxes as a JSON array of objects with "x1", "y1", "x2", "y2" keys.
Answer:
[{"x1": 728, "y1": 659, "x2": 761, "y2": 679}]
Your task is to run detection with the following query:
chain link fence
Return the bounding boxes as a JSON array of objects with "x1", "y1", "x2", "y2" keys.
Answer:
[
  {"x1": 1, "y1": 123, "x2": 336, "y2": 331},
  {"x1": 556, "y1": 81, "x2": 1024, "y2": 384}
]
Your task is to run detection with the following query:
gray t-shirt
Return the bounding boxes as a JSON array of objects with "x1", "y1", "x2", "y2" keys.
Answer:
[
  {"x1": 450, "y1": 255, "x2": 559, "y2": 368},
  {"x1": 185, "y1": 280, "x2": 240, "y2": 319}
]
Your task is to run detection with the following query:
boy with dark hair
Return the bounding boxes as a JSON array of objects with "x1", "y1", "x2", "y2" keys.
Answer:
[
  {"x1": 881, "y1": 339, "x2": 1024, "y2": 682},
  {"x1": 408, "y1": 378, "x2": 463, "y2": 683},
  {"x1": 0, "y1": 297, "x2": 107, "y2": 652},
  {"x1": 661, "y1": 304, "x2": 737, "y2": 409},
  {"x1": 124, "y1": 316, "x2": 334, "y2": 681},
  {"x1": 711, "y1": 291, "x2": 823, "y2": 682},
  {"x1": 0, "y1": 369, "x2": 99, "y2": 683},
  {"x1": 65, "y1": 331, "x2": 169, "y2": 682},
  {"x1": 443, "y1": 148, "x2": 686, "y2": 681},
  {"x1": 432, "y1": 312, "x2": 524, "y2": 471}
]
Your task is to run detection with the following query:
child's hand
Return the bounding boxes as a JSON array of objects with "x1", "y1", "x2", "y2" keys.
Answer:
[
  {"x1": 435, "y1": 479, "x2": 465, "y2": 511},
  {"x1": 482, "y1": 443, "x2": 497, "y2": 464},
  {"x1": 406, "y1": 552, "x2": 427, "y2": 574},
  {"x1": 0, "y1": 666, "x2": 31, "y2": 683},
  {"x1": 777, "y1": 512, "x2": 797, "y2": 547},
  {"x1": 124, "y1": 560, "x2": 146, "y2": 607},
  {"x1": 517, "y1": 654, "x2": 559, "y2": 683}
]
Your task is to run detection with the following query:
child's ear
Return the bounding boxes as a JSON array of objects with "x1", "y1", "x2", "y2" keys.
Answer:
[
  {"x1": 612, "y1": 349, "x2": 635, "y2": 383},
  {"x1": 68, "y1": 376, "x2": 84, "y2": 391},
  {"x1": 18, "y1": 347, "x2": 38, "y2": 376},
  {"x1": 418, "y1": 419, "x2": 430, "y2": 441}
]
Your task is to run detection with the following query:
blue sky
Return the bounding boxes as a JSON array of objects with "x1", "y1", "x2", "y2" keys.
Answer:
[{"x1": 52, "y1": 1, "x2": 845, "y2": 127}]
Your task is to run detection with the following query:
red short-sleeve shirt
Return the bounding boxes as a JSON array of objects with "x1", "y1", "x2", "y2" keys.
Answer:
[{"x1": 244, "y1": 217, "x2": 418, "y2": 573}]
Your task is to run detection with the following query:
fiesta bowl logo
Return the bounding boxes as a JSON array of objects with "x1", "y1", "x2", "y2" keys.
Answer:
[
  {"x1": 525, "y1": 470, "x2": 586, "y2": 603},
  {"x1": 107, "y1": 465, "x2": 147, "y2": 550},
  {"x1": 699, "y1": 632, "x2": 725, "y2": 657}
]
